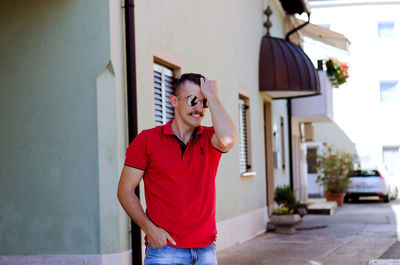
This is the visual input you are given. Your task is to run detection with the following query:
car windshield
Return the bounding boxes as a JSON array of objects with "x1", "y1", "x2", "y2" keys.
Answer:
[{"x1": 350, "y1": 170, "x2": 380, "y2": 177}]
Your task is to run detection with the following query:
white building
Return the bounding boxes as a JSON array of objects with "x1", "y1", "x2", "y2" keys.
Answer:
[{"x1": 307, "y1": 0, "x2": 400, "y2": 180}]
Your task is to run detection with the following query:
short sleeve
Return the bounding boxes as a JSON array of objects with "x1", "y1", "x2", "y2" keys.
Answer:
[
  {"x1": 124, "y1": 131, "x2": 149, "y2": 170},
  {"x1": 207, "y1": 127, "x2": 226, "y2": 154}
]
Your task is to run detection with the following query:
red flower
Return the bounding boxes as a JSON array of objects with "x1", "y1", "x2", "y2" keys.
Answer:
[{"x1": 325, "y1": 57, "x2": 349, "y2": 87}]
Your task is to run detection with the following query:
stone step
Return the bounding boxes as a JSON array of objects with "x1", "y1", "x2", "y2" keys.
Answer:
[
  {"x1": 369, "y1": 260, "x2": 400, "y2": 265},
  {"x1": 306, "y1": 199, "x2": 337, "y2": 215}
]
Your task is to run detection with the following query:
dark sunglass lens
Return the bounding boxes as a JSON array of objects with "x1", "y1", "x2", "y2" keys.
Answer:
[
  {"x1": 188, "y1": 96, "x2": 198, "y2": 107},
  {"x1": 202, "y1": 99, "x2": 208, "y2": 108}
]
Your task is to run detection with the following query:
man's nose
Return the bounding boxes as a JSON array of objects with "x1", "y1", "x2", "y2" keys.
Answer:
[{"x1": 193, "y1": 101, "x2": 203, "y2": 111}]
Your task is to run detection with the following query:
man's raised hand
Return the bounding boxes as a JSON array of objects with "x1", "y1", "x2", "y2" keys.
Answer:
[{"x1": 200, "y1": 77, "x2": 218, "y2": 100}]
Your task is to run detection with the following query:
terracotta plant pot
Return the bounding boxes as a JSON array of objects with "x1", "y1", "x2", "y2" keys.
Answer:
[
  {"x1": 269, "y1": 214, "x2": 302, "y2": 234},
  {"x1": 325, "y1": 191, "x2": 345, "y2": 206}
]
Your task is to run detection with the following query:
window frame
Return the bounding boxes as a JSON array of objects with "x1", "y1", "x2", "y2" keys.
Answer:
[
  {"x1": 149, "y1": 45, "x2": 183, "y2": 127},
  {"x1": 238, "y1": 94, "x2": 253, "y2": 176}
]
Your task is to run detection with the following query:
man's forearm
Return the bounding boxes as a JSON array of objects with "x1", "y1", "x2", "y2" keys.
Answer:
[
  {"x1": 208, "y1": 95, "x2": 238, "y2": 148},
  {"x1": 117, "y1": 190, "x2": 155, "y2": 234}
]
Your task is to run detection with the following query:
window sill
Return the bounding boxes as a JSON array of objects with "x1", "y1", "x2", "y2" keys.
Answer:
[{"x1": 240, "y1": 171, "x2": 257, "y2": 177}]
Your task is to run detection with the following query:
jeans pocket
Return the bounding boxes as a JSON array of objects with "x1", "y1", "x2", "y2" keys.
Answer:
[
  {"x1": 144, "y1": 244, "x2": 176, "y2": 265},
  {"x1": 145, "y1": 244, "x2": 168, "y2": 258},
  {"x1": 147, "y1": 244, "x2": 168, "y2": 251}
]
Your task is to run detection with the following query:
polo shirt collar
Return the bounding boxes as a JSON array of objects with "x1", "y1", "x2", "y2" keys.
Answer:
[{"x1": 163, "y1": 120, "x2": 203, "y2": 137}]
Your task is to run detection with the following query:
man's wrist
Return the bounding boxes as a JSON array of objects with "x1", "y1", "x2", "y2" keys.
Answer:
[
  {"x1": 206, "y1": 94, "x2": 220, "y2": 105},
  {"x1": 141, "y1": 219, "x2": 157, "y2": 235}
]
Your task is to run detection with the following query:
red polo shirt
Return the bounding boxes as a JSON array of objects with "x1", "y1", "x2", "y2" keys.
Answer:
[{"x1": 124, "y1": 120, "x2": 223, "y2": 248}]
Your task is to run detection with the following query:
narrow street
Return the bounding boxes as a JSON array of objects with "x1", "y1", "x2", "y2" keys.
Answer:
[{"x1": 218, "y1": 198, "x2": 400, "y2": 265}]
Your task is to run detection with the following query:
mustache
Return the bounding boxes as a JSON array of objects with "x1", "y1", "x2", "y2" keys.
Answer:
[{"x1": 189, "y1": 112, "x2": 204, "y2": 117}]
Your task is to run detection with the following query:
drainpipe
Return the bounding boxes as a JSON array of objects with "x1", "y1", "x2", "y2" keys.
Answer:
[
  {"x1": 285, "y1": 12, "x2": 311, "y2": 42},
  {"x1": 124, "y1": 0, "x2": 141, "y2": 264},
  {"x1": 287, "y1": 99, "x2": 294, "y2": 191},
  {"x1": 284, "y1": 12, "x2": 310, "y2": 192}
]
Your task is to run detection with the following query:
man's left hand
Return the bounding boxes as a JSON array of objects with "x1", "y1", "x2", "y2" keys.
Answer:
[{"x1": 200, "y1": 77, "x2": 218, "y2": 100}]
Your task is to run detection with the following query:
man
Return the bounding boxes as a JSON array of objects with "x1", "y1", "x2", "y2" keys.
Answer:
[{"x1": 117, "y1": 73, "x2": 237, "y2": 265}]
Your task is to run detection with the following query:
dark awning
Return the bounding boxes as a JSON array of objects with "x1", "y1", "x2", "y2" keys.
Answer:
[
  {"x1": 279, "y1": 0, "x2": 309, "y2": 14},
  {"x1": 259, "y1": 36, "x2": 320, "y2": 99}
]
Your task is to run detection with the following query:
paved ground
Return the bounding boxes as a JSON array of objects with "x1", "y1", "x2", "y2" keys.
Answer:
[
  {"x1": 217, "y1": 197, "x2": 400, "y2": 265},
  {"x1": 380, "y1": 241, "x2": 400, "y2": 259}
]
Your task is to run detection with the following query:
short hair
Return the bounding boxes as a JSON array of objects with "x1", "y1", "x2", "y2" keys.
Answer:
[{"x1": 173, "y1": 73, "x2": 205, "y2": 95}]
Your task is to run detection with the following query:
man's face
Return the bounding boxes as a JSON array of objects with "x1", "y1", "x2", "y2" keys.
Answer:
[{"x1": 171, "y1": 80, "x2": 207, "y2": 128}]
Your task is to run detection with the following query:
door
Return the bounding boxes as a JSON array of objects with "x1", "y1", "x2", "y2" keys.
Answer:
[{"x1": 263, "y1": 101, "x2": 274, "y2": 215}]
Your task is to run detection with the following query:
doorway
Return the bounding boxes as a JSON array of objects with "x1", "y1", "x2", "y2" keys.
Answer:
[
  {"x1": 305, "y1": 143, "x2": 324, "y2": 198},
  {"x1": 263, "y1": 101, "x2": 274, "y2": 214}
]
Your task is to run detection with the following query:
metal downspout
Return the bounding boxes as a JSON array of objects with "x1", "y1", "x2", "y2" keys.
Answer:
[
  {"x1": 287, "y1": 99, "x2": 294, "y2": 191},
  {"x1": 284, "y1": 12, "x2": 310, "y2": 192},
  {"x1": 285, "y1": 12, "x2": 311, "y2": 41},
  {"x1": 124, "y1": 0, "x2": 141, "y2": 264}
]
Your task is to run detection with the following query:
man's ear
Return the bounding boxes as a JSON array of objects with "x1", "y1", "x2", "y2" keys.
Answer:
[{"x1": 170, "y1": 95, "x2": 178, "y2": 108}]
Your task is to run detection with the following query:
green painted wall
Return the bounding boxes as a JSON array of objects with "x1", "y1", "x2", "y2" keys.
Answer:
[{"x1": 0, "y1": 0, "x2": 113, "y2": 255}]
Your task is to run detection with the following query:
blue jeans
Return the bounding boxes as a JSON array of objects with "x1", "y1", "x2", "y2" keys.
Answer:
[{"x1": 144, "y1": 242, "x2": 217, "y2": 265}]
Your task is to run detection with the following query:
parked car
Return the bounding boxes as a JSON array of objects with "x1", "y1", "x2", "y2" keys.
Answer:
[{"x1": 345, "y1": 169, "x2": 398, "y2": 203}]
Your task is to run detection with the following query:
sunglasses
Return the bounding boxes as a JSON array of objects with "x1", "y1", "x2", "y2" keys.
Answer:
[{"x1": 176, "y1": 95, "x2": 208, "y2": 108}]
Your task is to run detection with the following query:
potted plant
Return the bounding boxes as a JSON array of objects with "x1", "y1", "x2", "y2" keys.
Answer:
[
  {"x1": 274, "y1": 185, "x2": 308, "y2": 217},
  {"x1": 290, "y1": 201, "x2": 308, "y2": 218},
  {"x1": 313, "y1": 146, "x2": 358, "y2": 206},
  {"x1": 270, "y1": 206, "x2": 302, "y2": 234},
  {"x1": 325, "y1": 57, "x2": 349, "y2": 88},
  {"x1": 269, "y1": 186, "x2": 303, "y2": 234}
]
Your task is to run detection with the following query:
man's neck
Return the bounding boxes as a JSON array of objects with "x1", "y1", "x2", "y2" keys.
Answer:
[{"x1": 171, "y1": 119, "x2": 197, "y2": 145}]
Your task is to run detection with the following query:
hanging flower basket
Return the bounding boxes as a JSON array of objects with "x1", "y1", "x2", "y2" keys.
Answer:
[{"x1": 325, "y1": 58, "x2": 349, "y2": 88}]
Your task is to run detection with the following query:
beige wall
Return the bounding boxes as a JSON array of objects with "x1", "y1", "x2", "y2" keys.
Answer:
[
  {"x1": 314, "y1": 122, "x2": 358, "y2": 155},
  {"x1": 133, "y1": 0, "x2": 286, "y2": 223}
]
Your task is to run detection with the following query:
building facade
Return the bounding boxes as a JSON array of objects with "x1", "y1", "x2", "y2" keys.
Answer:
[
  {"x1": 0, "y1": 0, "x2": 335, "y2": 264},
  {"x1": 308, "y1": 0, "x2": 400, "y2": 181}
]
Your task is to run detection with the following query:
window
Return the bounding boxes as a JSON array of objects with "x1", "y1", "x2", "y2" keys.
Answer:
[
  {"x1": 380, "y1": 81, "x2": 398, "y2": 103},
  {"x1": 238, "y1": 97, "x2": 250, "y2": 173},
  {"x1": 273, "y1": 130, "x2": 278, "y2": 169},
  {"x1": 378, "y1": 22, "x2": 395, "y2": 39},
  {"x1": 280, "y1": 116, "x2": 286, "y2": 171},
  {"x1": 383, "y1": 146, "x2": 400, "y2": 172},
  {"x1": 307, "y1": 148, "x2": 318, "y2": 174},
  {"x1": 350, "y1": 170, "x2": 380, "y2": 177},
  {"x1": 153, "y1": 63, "x2": 175, "y2": 125}
]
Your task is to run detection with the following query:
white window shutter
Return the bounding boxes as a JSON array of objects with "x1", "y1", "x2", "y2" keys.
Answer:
[
  {"x1": 238, "y1": 98, "x2": 248, "y2": 173},
  {"x1": 153, "y1": 63, "x2": 174, "y2": 125}
]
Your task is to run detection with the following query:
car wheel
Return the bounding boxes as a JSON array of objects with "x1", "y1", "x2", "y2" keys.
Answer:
[
  {"x1": 391, "y1": 187, "x2": 398, "y2": 200},
  {"x1": 382, "y1": 195, "x2": 389, "y2": 203}
]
